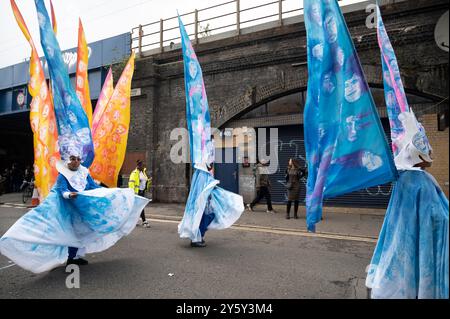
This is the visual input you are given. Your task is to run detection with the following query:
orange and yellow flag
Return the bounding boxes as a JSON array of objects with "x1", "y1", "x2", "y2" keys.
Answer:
[
  {"x1": 76, "y1": 19, "x2": 93, "y2": 127},
  {"x1": 92, "y1": 67, "x2": 114, "y2": 133},
  {"x1": 90, "y1": 53, "x2": 135, "y2": 187},
  {"x1": 50, "y1": 0, "x2": 57, "y2": 34},
  {"x1": 10, "y1": 0, "x2": 60, "y2": 200}
]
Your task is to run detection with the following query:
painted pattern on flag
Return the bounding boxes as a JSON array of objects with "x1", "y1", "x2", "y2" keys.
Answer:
[
  {"x1": 92, "y1": 68, "x2": 114, "y2": 133},
  {"x1": 10, "y1": 0, "x2": 60, "y2": 200},
  {"x1": 303, "y1": 0, "x2": 398, "y2": 232},
  {"x1": 76, "y1": 19, "x2": 93, "y2": 127},
  {"x1": 179, "y1": 16, "x2": 214, "y2": 166},
  {"x1": 376, "y1": 5, "x2": 428, "y2": 157},
  {"x1": 35, "y1": 0, "x2": 94, "y2": 167},
  {"x1": 90, "y1": 53, "x2": 135, "y2": 187}
]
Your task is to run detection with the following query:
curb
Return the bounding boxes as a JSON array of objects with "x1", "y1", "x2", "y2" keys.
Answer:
[{"x1": 146, "y1": 213, "x2": 379, "y2": 243}]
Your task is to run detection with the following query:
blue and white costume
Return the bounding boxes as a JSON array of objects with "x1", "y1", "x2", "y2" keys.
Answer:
[
  {"x1": 365, "y1": 6, "x2": 448, "y2": 299},
  {"x1": 178, "y1": 164, "x2": 244, "y2": 244},
  {"x1": 177, "y1": 16, "x2": 244, "y2": 244},
  {"x1": 0, "y1": 158, "x2": 149, "y2": 273},
  {"x1": 365, "y1": 111, "x2": 448, "y2": 299}
]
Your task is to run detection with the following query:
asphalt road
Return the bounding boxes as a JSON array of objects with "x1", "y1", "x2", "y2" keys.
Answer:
[{"x1": 0, "y1": 205, "x2": 374, "y2": 299}]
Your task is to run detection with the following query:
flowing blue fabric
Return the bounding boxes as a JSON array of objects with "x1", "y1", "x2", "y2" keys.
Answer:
[
  {"x1": 376, "y1": 6, "x2": 410, "y2": 157},
  {"x1": 303, "y1": 0, "x2": 398, "y2": 232},
  {"x1": 364, "y1": 6, "x2": 449, "y2": 299},
  {"x1": 366, "y1": 170, "x2": 449, "y2": 299},
  {"x1": 0, "y1": 177, "x2": 149, "y2": 273},
  {"x1": 178, "y1": 16, "x2": 213, "y2": 165},
  {"x1": 178, "y1": 169, "x2": 244, "y2": 243},
  {"x1": 177, "y1": 16, "x2": 244, "y2": 242},
  {"x1": 35, "y1": 0, "x2": 94, "y2": 167}
]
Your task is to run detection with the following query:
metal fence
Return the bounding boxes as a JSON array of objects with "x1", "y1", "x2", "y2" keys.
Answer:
[{"x1": 131, "y1": 0, "x2": 369, "y2": 56}]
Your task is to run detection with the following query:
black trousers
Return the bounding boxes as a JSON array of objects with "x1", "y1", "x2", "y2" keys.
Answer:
[
  {"x1": 250, "y1": 186, "x2": 273, "y2": 211},
  {"x1": 68, "y1": 247, "x2": 78, "y2": 259},
  {"x1": 287, "y1": 201, "x2": 299, "y2": 215},
  {"x1": 138, "y1": 190, "x2": 146, "y2": 222}
]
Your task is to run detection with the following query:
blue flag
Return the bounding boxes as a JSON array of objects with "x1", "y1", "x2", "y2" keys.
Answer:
[
  {"x1": 303, "y1": 0, "x2": 398, "y2": 232},
  {"x1": 177, "y1": 16, "x2": 244, "y2": 242},
  {"x1": 35, "y1": 0, "x2": 94, "y2": 167},
  {"x1": 178, "y1": 16, "x2": 213, "y2": 166}
]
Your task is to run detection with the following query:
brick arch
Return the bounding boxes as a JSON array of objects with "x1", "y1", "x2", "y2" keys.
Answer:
[
  {"x1": 212, "y1": 64, "x2": 442, "y2": 129},
  {"x1": 211, "y1": 67, "x2": 308, "y2": 129}
]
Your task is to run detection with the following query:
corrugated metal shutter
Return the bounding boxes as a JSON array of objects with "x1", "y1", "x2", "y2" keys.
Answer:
[{"x1": 258, "y1": 123, "x2": 393, "y2": 208}]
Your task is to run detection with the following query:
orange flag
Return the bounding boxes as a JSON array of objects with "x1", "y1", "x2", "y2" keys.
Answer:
[
  {"x1": 76, "y1": 19, "x2": 93, "y2": 127},
  {"x1": 90, "y1": 53, "x2": 135, "y2": 187},
  {"x1": 92, "y1": 67, "x2": 114, "y2": 133},
  {"x1": 10, "y1": 0, "x2": 60, "y2": 200},
  {"x1": 50, "y1": 0, "x2": 57, "y2": 34}
]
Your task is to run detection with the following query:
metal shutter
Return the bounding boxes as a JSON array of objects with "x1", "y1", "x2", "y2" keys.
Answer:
[{"x1": 258, "y1": 123, "x2": 393, "y2": 208}]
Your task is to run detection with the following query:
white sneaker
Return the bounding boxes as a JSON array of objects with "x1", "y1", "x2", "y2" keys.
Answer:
[
  {"x1": 246, "y1": 204, "x2": 253, "y2": 212},
  {"x1": 143, "y1": 221, "x2": 150, "y2": 228},
  {"x1": 267, "y1": 210, "x2": 276, "y2": 214}
]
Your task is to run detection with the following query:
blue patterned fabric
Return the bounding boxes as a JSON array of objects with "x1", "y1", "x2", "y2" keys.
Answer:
[
  {"x1": 35, "y1": 0, "x2": 94, "y2": 167},
  {"x1": 303, "y1": 0, "x2": 398, "y2": 232},
  {"x1": 178, "y1": 169, "x2": 243, "y2": 243},
  {"x1": 178, "y1": 16, "x2": 213, "y2": 165},
  {"x1": 366, "y1": 170, "x2": 449, "y2": 299},
  {"x1": 377, "y1": 6, "x2": 410, "y2": 157},
  {"x1": 364, "y1": 6, "x2": 449, "y2": 299},
  {"x1": 0, "y1": 175, "x2": 149, "y2": 273},
  {"x1": 177, "y1": 16, "x2": 244, "y2": 242}
]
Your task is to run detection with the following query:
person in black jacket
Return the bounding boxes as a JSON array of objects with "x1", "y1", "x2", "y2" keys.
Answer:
[
  {"x1": 285, "y1": 159, "x2": 306, "y2": 219},
  {"x1": 246, "y1": 159, "x2": 275, "y2": 213}
]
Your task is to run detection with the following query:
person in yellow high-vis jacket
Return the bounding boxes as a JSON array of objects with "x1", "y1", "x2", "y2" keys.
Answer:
[{"x1": 129, "y1": 160, "x2": 151, "y2": 228}]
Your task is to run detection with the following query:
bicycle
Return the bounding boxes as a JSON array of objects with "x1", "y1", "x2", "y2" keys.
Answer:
[{"x1": 21, "y1": 180, "x2": 34, "y2": 204}]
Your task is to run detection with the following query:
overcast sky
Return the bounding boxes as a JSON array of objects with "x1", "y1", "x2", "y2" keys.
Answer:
[{"x1": 0, "y1": 0, "x2": 367, "y2": 69}]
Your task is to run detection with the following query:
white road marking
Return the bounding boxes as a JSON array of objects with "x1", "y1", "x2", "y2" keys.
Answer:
[
  {"x1": 147, "y1": 217, "x2": 378, "y2": 243},
  {"x1": 0, "y1": 263, "x2": 16, "y2": 271},
  {"x1": 0, "y1": 203, "x2": 28, "y2": 209}
]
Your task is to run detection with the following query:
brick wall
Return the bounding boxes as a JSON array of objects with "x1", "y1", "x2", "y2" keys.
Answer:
[
  {"x1": 420, "y1": 113, "x2": 450, "y2": 197},
  {"x1": 130, "y1": 0, "x2": 449, "y2": 203}
]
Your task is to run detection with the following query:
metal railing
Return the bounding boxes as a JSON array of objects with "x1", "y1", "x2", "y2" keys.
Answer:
[
  {"x1": 131, "y1": 0, "x2": 330, "y2": 56},
  {"x1": 132, "y1": 0, "x2": 293, "y2": 55},
  {"x1": 131, "y1": 0, "x2": 404, "y2": 56},
  {"x1": 131, "y1": 0, "x2": 384, "y2": 56}
]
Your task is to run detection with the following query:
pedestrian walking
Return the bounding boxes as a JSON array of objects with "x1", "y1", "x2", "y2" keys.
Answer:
[{"x1": 246, "y1": 159, "x2": 275, "y2": 213}]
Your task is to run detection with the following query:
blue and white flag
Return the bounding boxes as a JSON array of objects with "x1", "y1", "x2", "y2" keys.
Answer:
[
  {"x1": 303, "y1": 0, "x2": 398, "y2": 232},
  {"x1": 177, "y1": 16, "x2": 243, "y2": 242},
  {"x1": 35, "y1": 0, "x2": 94, "y2": 167},
  {"x1": 178, "y1": 15, "x2": 213, "y2": 166}
]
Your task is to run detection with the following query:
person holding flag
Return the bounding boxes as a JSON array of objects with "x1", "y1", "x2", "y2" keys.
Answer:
[
  {"x1": 0, "y1": 0, "x2": 149, "y2": 273},
  {"x1": 365, "y1": 5, "x2": 448, "y2": 299},
  {"x1": 177, "y1": 15, "x2": 244, "y2": 248}
]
